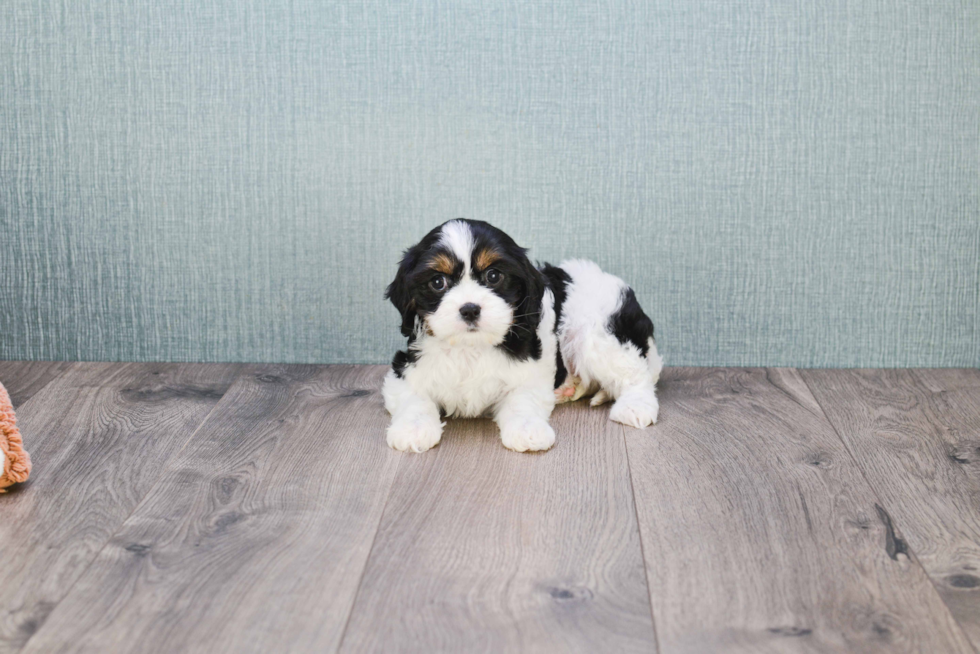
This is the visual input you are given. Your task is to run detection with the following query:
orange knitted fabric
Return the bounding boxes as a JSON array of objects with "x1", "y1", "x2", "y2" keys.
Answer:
[{"x1": 0, "y1": 382, "x2": 31, "y2": 491}]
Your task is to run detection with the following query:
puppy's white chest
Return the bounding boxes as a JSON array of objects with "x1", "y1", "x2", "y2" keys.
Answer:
[{"x1": 407, "y1": 343, "x2": 514, "y2": 418}]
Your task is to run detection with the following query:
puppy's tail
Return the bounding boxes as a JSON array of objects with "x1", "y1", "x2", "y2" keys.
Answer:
[{"x1": 646, "y1": 338, "x2": 664, "y2": 386}]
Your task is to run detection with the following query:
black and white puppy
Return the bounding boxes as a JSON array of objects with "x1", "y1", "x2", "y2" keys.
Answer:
[{"x1": 383, "y1": 219, "x2": 663, "y2": 453}]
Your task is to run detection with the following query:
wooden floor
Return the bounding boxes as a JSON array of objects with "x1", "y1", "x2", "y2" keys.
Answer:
[{"x1": 1, "y1": 363, "x2": 978, "y2": 654}]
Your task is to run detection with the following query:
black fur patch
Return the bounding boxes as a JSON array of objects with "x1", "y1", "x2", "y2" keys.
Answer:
[
  {"x1": 385, "y1": 228, "x2": 449, "y2": 338},
  {"x1": 540, "y1": 263, "x2": 572, "y2": 388},
  {"x1": 608, "y1": 287, "x2": 654, "y2": 357},
  {"x1": 391, "y1": 344, "x2": 419, "y2": 379},
  {"x1": 499, "y1": 328, "x2": 542, "y2": 361}
]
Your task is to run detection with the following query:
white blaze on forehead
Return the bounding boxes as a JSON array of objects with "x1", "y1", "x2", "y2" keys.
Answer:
[{"x1": 438, "y1": 220, "x2": 475, "y2": 272}]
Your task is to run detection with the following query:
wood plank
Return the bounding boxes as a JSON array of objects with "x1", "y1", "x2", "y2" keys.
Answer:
[
  {"x1": 339, "y1": 397, "x2": 658, "y2": 652},
  {"x1": 22, "y1": 365, "x2": 401, "y2": 654},
  {"x1": 0, "y1": 362, "x2": 240, "y2": 654},
  {"x1": 913, "y1": 368, "x2": 980, "y2": 390},
  {"x1": 802, "y1": 368, "x2": 980, "y2": 649},
  {"x1": 626, "y1": 368, "x2": 972, "y2": 653},
  {"x1": 0, "y1": 361, "x2": 75, "y2": 408}
]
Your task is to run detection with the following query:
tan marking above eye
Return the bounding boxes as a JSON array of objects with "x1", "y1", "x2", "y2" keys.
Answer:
[
  {"x1": 474, "y1": 248, "x2": 500, "y2": 271},
  {"x1": 427, "y1": 253, "x2": 456, "y2": 275}
]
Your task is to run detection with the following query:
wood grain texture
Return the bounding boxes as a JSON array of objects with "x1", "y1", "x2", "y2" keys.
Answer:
[
  {"x1": 339, "y1": 398, "x2": 657, "y2": 653},
  {"x1": 22, "y1": 365, "x2": 401, "y2": 654},
  {"x1": 0, "y1": 362, "x2": 240, "y2": 654},
  {"x1": 6, "y1": 363, "x2": 979, "y2": 654},
  {"x1": 802, "y1": 368, "x2": 980, "y2": 648},
  {"x1": 0, "y1": 361, "x2": 75, "y2": 408},
  {"x1": 626, "y1": 367, "x2": 973, "y2": 653}
]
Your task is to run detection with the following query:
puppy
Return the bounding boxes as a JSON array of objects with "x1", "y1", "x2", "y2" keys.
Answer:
[{"x1": 383, "y1": 219, "x2": 663, "y2": 453}]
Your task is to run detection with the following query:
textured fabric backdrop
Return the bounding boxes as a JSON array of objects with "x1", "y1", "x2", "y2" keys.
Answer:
[{"x1": 1, "y1": 1, "x2": 978, "y2": 366}]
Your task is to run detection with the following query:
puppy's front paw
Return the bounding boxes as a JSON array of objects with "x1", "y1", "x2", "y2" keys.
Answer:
[
  {"x1": 387, "y1": 416, "x2": 443, "y2": 453},
  {"x1": 609, "y1": 394, "x2": 659, "y2": 428},
  {"x1": 500, "y1": 418, "x2": 556, "y2": 453}
]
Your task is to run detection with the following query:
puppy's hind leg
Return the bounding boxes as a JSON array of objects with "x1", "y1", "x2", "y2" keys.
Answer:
[
  {"x1": 608, "y1": 340, "x2": 662, "y2": 428},
  {"x1": 589, "y1": 389, "x2": 612, "y2": 406},
  {"x1": 578, "y1": 335, "x2": 661, "y2": 428},
  {"x1": 608, "y1": 383, "x2": 659, "y2": 428}
]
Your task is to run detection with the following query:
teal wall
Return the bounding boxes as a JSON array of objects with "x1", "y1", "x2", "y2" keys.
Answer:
[{"x1": 2, "y1": 1, "x2": 978, "y2": 367}]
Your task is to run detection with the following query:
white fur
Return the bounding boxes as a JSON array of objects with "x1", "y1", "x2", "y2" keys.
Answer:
[
  {"x1": 383, "y1": 287, "x2": 557, "y2": 452},
  {"x1": 438, "y1": 220, "x2": 475, "y2": 269},
  {"x1": 383, "y1": 225, "x2": 663, "y2": 453}
]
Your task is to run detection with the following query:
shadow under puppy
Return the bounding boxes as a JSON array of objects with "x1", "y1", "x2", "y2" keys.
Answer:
[{"x1": 383, "y1": 219, "x2": 663, "y2": 453}]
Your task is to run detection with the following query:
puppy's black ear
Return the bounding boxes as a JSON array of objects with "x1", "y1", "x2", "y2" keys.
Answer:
[
  {"x1": 385, "y1": 245, "x2": 422, "y2": 337},
  {"x1": 515, "y1": 248, "x2": 545, "y2": 331}
]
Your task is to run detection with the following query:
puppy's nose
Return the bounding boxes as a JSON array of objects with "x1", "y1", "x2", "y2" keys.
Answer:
[{"x1": 459, "y1": 303, "x2": 481, "y2": 323}]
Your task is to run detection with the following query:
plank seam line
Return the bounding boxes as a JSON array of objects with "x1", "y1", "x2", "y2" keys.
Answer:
[
  {"x1": 334, "y1": 447, "x2": 402, "y2": 653},
  {"x1": 796, "y1": 369, "x2": 979, "y2": 654},
  {"x1": 13, "y1": 363, "x2": 248, "y2": 654},
  {"x1": 621, "y1": 422, "x2": 663, "y2": 654},
  {"x1": 3, "y1": 361, "x2": 78, "y2": 412},
  {"x1": 906, "y1": 367, "x2": 980, "y2": 654}
]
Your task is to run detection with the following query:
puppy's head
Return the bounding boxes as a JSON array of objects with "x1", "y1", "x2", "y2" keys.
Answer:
[{"x1": 386, "y1": 219, "x2": 544, "y2": 349}]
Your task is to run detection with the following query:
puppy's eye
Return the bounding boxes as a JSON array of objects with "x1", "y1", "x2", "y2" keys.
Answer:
[
  {"x1": 484, "y1": 269, "x2": 503, "y2": 286},
  {"x1": 429, "y1": 275, "x2": 447, "y2": 292}
]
